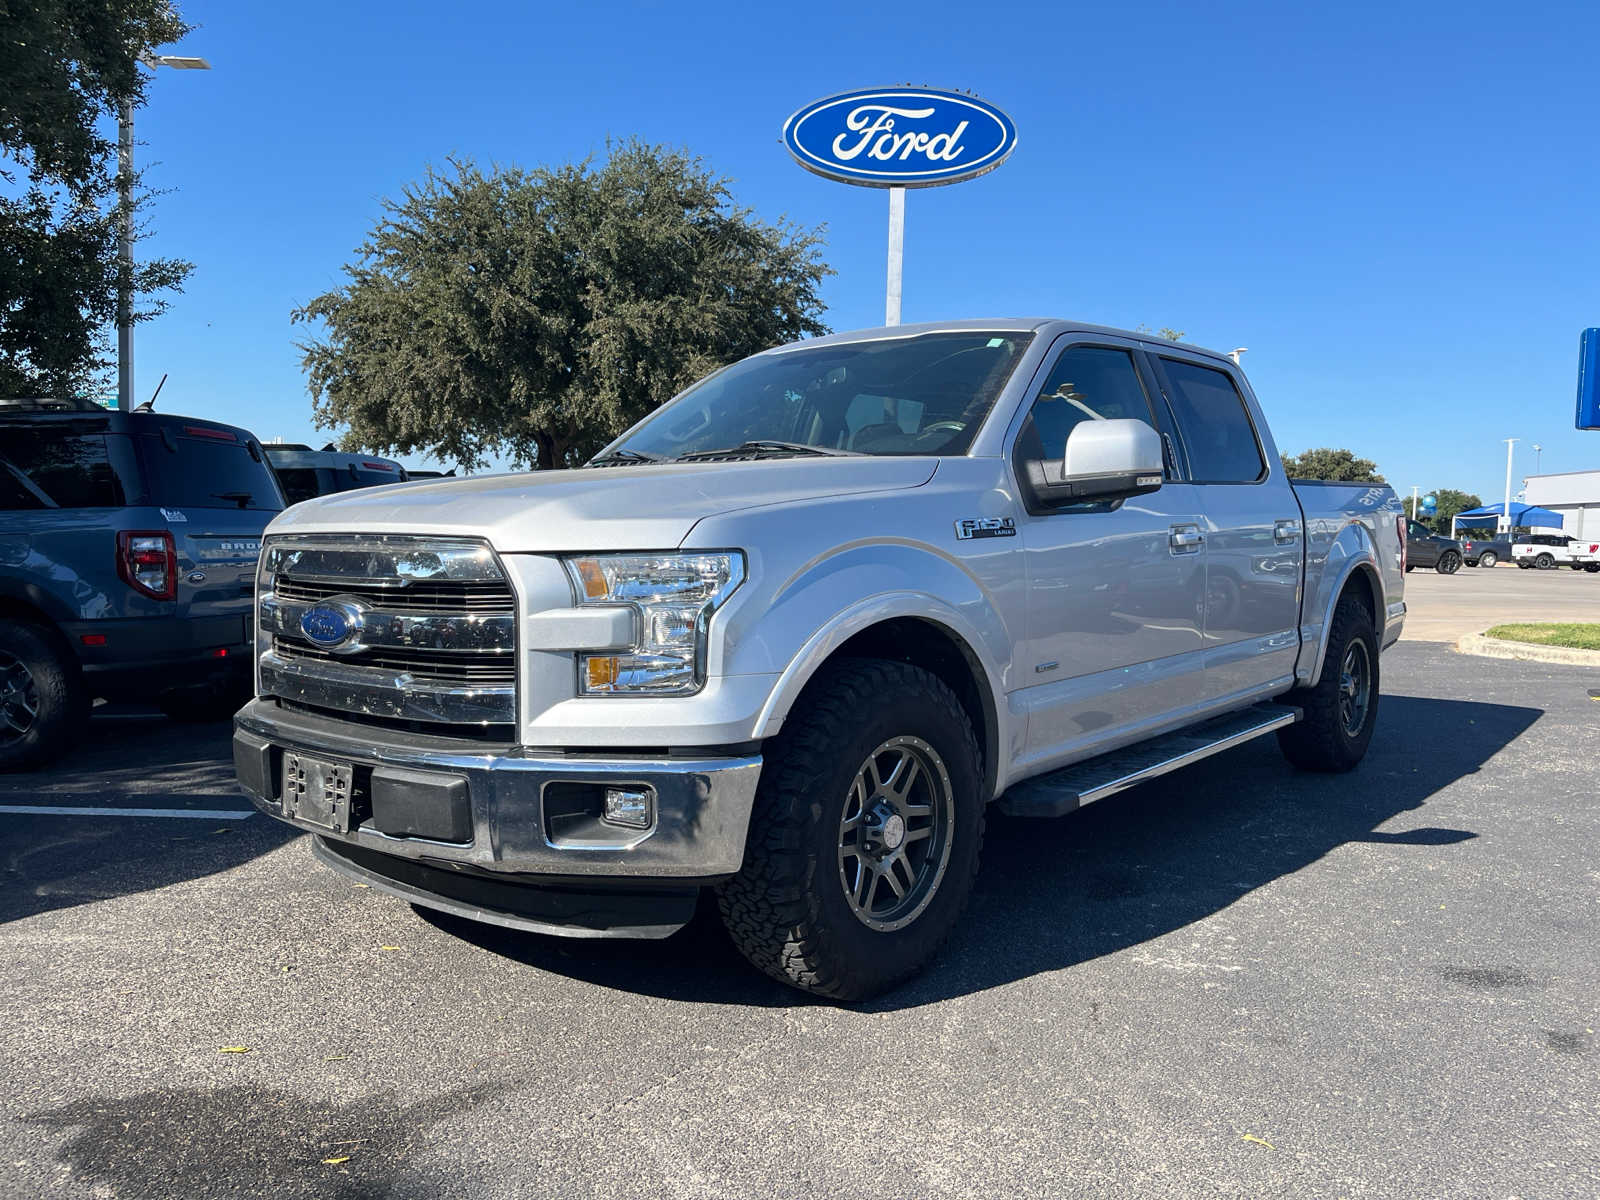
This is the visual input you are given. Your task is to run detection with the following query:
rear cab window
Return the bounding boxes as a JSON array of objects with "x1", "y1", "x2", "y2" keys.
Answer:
[
  {"x1": 1157, "y1": 357, "x2": 1267, "y2": 483},
  {"x1": 135, "y1": 424, "x2": 284, "y2": 513}
]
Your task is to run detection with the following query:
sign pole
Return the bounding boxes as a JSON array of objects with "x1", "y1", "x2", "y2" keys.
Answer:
[{"x1": 885, "y1": 186, "x2": 905, "y2": 326}]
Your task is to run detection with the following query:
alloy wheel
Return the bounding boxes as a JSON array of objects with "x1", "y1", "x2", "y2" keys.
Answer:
[
  {"x1": 837, "y1": 736, "x2": 956, "y2": 932},
  {"x1": 1338, "y1": 640, "x2": 1372, "y2": 738},
  {"x1": 0, "y1": 650, "x2": 39, "y2": 745}
]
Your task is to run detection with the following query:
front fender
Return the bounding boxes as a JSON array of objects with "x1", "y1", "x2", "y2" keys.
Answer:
[{"x1": 741, "y1": 542, "x2": 1016, "y2": 777}]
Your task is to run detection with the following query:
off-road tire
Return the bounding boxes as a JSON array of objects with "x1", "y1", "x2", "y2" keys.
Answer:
[
  {"x1": 716, "y1": 659, "x2": 984, "y2": 1001},
  {"x1": 0, "y1": 620, "x2": 86, "y2": 773},
  {"x1": 1276, "y1": 592, "x2": 1379, "y2": 773}
]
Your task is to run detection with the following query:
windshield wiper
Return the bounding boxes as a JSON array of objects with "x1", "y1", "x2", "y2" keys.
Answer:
[
  {"x1": 676, "y1": 440, "x2": 863, "y2": 461},
  {"x1": 211, "y1": 491, "x2": 253, "y2": 508},
  {"x1": 588, "y1": 448, "x2": 664, "y2": 466}
]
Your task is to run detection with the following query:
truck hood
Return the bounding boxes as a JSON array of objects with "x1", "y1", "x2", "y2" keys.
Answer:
[{"x1": 266, "y1": 456, "x2": 939, "y2": 552}]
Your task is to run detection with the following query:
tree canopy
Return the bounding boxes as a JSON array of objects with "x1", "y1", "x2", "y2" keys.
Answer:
[
  {"x1": 295, "y1": 144, "x2": 833, "y2": 470},
  {"x1": 1279, "y1": 447, "x2": 1386, "y2": 483},
  {"x1": 0, "y1": 0, "x2": 194, "y2": 398}
]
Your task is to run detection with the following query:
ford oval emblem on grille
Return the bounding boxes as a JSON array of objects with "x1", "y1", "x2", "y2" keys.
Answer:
[{"x1": 299, "y1": 600, "x2": 364, "y2": 651}]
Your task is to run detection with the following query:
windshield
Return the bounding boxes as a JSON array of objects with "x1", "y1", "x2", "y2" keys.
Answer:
[{"x1": 605, "y1": 331, "x2": 1035, "y2": 461}]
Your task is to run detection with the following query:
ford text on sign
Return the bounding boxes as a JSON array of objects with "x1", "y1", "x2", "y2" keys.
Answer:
[{"x1": 783, "y1": 88, "x2": 1016, "y2": 188}]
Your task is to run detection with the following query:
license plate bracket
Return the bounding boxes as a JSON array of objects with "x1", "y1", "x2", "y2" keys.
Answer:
[{"x1": 283, "y1": 752, "x2": 356, "y2": 833}]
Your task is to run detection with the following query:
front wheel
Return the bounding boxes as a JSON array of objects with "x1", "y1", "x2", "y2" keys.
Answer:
[
  {"x1": 1277, "y1": 592, "x2": 1379, "y2": 773},
  {"x1": 1435, "y1": 551, "x2": 1461, "y2": 574},
  {"x1": 717, "y1": 659, "x2": 984, "y2": 1000},
  {"x1": 1586, "y1": 564, "x2": 1600, "y2": 574}
]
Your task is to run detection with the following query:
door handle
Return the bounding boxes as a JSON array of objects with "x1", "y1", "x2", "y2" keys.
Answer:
[
  {"x1": 1169, "y1": 524, "x2": 1204, "y2": 552},
  {"x1": 1274, "y1": 519, "x2": 1301, "y2": 544}
]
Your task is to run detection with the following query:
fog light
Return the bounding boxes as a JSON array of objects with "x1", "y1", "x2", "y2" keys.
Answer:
[{"x1": 603, "y1": 786, "x2": 654, "y2": 830}]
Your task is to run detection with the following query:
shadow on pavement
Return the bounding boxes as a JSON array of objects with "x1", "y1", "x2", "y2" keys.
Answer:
[
  {"x1": 427, "y1": 694, "x2": 1539, "y2": 1009},
  {"x1": 0, "y1": 712, "x2": 294, "y2": 924}
]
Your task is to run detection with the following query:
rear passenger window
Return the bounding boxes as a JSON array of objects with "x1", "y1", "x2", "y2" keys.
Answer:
[
  {"x1": 0, "y1": 429, "x2": 125, "y2": 509},
  {"x1": 1022, "y1": 346, "x2": 1154, "y2": 462},
  {"x1": 1159, "y1": 358, "x2": 1266, "y2": 483}
]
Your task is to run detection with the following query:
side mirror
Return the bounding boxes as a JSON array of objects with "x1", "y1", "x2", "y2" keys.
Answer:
[{"x1": 1021, "y1": 418, "x2": 1165, "y2": 511}]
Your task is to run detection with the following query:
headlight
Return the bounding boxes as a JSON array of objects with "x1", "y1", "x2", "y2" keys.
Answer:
[{"x1": 562, "y1": 552, "x2": 744, "y2": 695}]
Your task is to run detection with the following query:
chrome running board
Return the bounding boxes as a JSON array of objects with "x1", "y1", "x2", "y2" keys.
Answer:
[{"x1": 997, "y1": 704, "x2": 1300, "y2": 819}]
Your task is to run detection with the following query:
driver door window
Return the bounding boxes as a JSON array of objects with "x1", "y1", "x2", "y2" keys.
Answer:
[{"x1": 1020, "y1": 346, "x2": 1157, "y2": 462}]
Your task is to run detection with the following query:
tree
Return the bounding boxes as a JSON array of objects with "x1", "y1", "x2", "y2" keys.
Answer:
[
  {"x1": 1135, "y1": 323, "x2": 1185, "y2": 341},
  {"x1": 1279, "y1": 447, "x2": 1386, "y2": 483},
  {"x1": 295, "y1": 144, "x2": 832, "y2": 470},
  {"x1": 0, "y1": 0, "x2": 195, "y2": 398}
]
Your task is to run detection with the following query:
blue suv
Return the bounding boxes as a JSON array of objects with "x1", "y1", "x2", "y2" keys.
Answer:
[{"x1": 0, "y1": 400, "x2": 284, "y2": 770}]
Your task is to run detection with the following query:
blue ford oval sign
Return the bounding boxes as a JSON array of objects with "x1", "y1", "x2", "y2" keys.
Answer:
[
  {"x1": 299, "y1": 600, "x2": 363, "y2": 651},
  {"x1": 783, "y1": 87, "x2": 1016, "y2": 188}
]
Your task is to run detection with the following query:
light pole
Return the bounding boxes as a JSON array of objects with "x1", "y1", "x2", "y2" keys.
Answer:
[
  {"x1": 1501, "y1": 438, "x2": 1518, "y2": 534},
  {"x1": 1532, "y1": 443, "x2": 1543, "y2": 474},
  {"x1": 117, "y1": 53, "x2": 210, "y2": 411},
  {"x1": 1409, "y1": 485, "x2": 1421, "y2": 520}
]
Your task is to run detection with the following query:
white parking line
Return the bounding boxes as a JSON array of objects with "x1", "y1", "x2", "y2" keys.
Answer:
[{"x1": 0, "y1": 805, "x2": 257, "y2": 820}]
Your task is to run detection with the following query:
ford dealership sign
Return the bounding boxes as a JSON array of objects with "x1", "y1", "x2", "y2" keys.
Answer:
[{"x1": 783, "y1": 87, "x2": 1016, "y2": 188}]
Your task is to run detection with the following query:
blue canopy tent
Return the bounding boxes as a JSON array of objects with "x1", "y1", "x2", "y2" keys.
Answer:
[{"x1": 1449, "y1": 502, "x2": 1564, "y2": 537}]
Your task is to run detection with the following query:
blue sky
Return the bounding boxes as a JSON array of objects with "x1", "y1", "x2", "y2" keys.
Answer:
[{"x1": 125, "y1": 0, "x2": 1598, "y2": 500}]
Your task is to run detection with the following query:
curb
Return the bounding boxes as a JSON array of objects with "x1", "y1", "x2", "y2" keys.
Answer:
[{"x1": 1455, "y1": 632, "x2": 1600, "y2": 667}]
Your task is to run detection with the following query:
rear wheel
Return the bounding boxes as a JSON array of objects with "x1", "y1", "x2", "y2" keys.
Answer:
[
  {"x1": 1277, "y1": 591, "x2": 1379, "y2": 773},
  {"x1": 1587, "y1": 564, "x2": 1600, "y2": 574},
  {"x1": 717, "y1": 659, "x2": 984, "y2": 1000},
  {"x1": 0, "y1": 621, "x2": 86, "y2": 772},
  {"x1": 1535, "y1": 553, "x2": 1555, "y2": 569},
  {"x1": 1435, "y1": 551, "x2": 1461, "y2": 574},
  {"x1": 1478, "y1": 551, "x2": 1498, "y2": 568}
]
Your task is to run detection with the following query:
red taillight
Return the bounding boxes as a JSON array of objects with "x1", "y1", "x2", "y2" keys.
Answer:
[
  {"x1": 361, "y1": 460, "x2": 395, "y2": 472},
  {"x1": 79, "y1": 634, "x2": 107, "y2": 646},
  {"x1": 1397, "y1": 515, "x2": 1407, "y2": 573},
  {"x1": 116, "y1": 530, "x2": 177, "y2": 600}
]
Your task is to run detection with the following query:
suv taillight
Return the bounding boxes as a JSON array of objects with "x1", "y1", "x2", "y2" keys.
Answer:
[
  {"x1": 1397, "y1": 515, "x2": 1407, "y2": 573},
  {"x1": 117, "y1": 530, "x2": 177, "y2": 600}
]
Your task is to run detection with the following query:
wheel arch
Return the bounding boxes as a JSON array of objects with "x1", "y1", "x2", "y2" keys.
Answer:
[
  {"x1": 1302, "y1": 559, "x2": 1384, "y2": 686},
  {"x1": 754, "y1": 608, "x2": 1005, "y2": 802}
]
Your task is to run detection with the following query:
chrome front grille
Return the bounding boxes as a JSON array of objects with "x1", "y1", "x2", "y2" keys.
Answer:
[
  {"x1": 257, "y1": 535, "x2": 517, "y2": 730},
  {"x1": 272, "y1": 577, "x2": 516, "y2": 613},
  {"x1": 273, "y1": 640, "x2": 517, "y2": 686}
]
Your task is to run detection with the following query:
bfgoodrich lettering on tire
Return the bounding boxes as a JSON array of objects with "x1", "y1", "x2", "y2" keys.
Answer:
[
  {"x1": 717, "y1": 659, "x2": 984, "y2": 1000},
  {"x1": 1276, "y1": 591, "x2": 1379, "y2": 773}
]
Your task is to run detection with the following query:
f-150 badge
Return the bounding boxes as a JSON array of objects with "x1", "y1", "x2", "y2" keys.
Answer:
[{"x1": 955, "y1": 517, "x2": 1016, "y2": 541}]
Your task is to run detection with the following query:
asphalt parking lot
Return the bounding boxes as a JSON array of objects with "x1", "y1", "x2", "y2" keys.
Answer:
[{"x1": 2, "y1": 577, "x2": 1597, "y2": 1197}]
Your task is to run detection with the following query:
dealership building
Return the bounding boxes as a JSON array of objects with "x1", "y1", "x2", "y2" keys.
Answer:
[{"x1": 1522, "y1": 470, "x2": 1600, "y2": 539}]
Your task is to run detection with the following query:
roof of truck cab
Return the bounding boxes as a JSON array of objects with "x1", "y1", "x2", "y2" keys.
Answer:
[{"x1": 765, "y1": 319, "x2": 1239, "y2": 366}]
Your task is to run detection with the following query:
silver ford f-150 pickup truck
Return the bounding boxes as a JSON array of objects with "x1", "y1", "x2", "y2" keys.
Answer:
[{"x1": 234, "y1": 320, "x2": 1405, "y2": 999}]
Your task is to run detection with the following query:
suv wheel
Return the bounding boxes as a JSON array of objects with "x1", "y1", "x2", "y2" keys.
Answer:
[
  {"x1": 1277, "y1": 591, "x2": 1379, "y2": 773},
  {"x1": 1477, "y1": 551, "x2": 1498, "y2": 568},
  {"x1": 1435, "y1": 550, "x2": 1461, "y2": 574},
  {"x1": 717, "y1": 659, "x2": 984, "y2": 1000},
  {"x1": 1535, "y1": 553, "x2": 1555, "y2": 569},
  {"x1": 0, "y1": 622, "x2": 86, "y2": 772}
]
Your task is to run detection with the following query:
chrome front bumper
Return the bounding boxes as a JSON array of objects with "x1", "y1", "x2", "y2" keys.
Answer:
[{"x1": 232, "y1": 699, "x2": 762, "y2": 882}]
